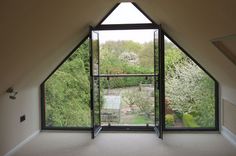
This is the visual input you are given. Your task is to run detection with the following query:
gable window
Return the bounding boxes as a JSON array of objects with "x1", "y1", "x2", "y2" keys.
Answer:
[{"x1": 40, "y1": 2, "x2": 219, "y2": 135}]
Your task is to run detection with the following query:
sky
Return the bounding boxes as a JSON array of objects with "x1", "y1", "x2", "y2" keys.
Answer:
[
  {"x1": 99, "y1": 30, "x2": 155, "y2": 44},
  {"x1": 101, "y1": 2, "x2": 151, "y2": 24},
  {"x1": 99, "y1": 2, "x2": 155, "y2": 44}
]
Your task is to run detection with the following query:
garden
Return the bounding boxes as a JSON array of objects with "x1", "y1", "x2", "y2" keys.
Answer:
[{"x1": 44, "y1": 36, "x2": 216, "y2": 129}]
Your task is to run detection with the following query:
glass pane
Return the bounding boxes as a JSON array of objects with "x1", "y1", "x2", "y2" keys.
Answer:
[
  {"x1": 93, "y1": 77, "x2": 101, "y2": 128},
  {"x1": 164, "y1": 36, "x2": 216, "y2": 128},
  {"x1": 99, "y1": 30, "x2": 154, "y2": 74},
  {"x1": 92, "y1": 31, "x2": 99, "y2": 76},
  {"x1": 45, "y1": 39, "x2": 91, "y2": 127},
  {"x1": 155, "y1": 88, "x2": 160, "y2": 126},
  {"x1": 100, "y1": 77, "x2": 155, "y2": 126},
  {"x1": 102, "y1": 2, "x2": 151, "y2": 24},
  {"x1": 154, "y1": 30, "x2": 160, "y2": 127}
]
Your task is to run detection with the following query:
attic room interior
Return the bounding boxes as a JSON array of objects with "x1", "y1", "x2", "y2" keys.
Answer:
[{"x1": 0, "y1": 0, "x2": 236, "y2": 156}]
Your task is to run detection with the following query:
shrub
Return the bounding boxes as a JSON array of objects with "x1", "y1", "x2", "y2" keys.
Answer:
[
  {"x1": 175, "y1": 112, "x2": 183, "y2": 120},
  {"x1": 122, "y1": 90, "x2": 154, "y2": 118},
  {"x1": 183, "y1": 113, "x2": 199, "y2": 128},
  {"x1": 165, "y1": 114, "x2": 174, "y2": 127}
]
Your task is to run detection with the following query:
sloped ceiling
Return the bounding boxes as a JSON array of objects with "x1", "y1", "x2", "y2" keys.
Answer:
[
  {"x1": 212, "y1": 35, "x2": 236, "y2": 66},
  {"x1": 0, "y1": 0, "x2": 236, "y2": 94}
]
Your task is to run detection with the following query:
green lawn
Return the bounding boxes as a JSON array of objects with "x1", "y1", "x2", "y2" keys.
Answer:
[{"x1": 131, "y1": 115, "x2": 151, "y2": 124}]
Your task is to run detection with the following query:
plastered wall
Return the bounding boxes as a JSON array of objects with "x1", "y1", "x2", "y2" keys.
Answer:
[{"x1": 0, "y1": 85, "x2": 40, "y2": 156}]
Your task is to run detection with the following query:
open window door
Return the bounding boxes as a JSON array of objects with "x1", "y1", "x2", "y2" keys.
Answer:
[
  {"x1": 154, "y1": 28, "x2": 164, "y2": 139},
  {"x1": 90, "y1": 27, "x2": 102, "y2": 139}
]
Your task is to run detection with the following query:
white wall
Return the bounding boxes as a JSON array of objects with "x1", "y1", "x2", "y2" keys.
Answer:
[
  {"x1": 221, "y1": 85, "x2": 236, "y2": 133},
  {"x1": 222, "y1": 86, "x2": 236, "y2": 104},
  {"x1": 0, "y1": 84, "x2": 40, "y2": 156}
]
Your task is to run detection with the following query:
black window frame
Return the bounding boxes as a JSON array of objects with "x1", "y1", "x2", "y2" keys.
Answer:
[{"x1": 40, "y1": 2, "x2": 219, "y2": 132}]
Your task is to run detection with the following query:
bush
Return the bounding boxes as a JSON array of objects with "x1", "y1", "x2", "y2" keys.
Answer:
[
  {"x1": 101, "y1": 77, "x2": 153, "y2": 89},
  {"x1": 183, "y1": 113, "x2": 199, "y2": 128},
  {"x1": 174, "y1": 112, "x2": 183, "y2": 120},
  {"x1": 122, "y1": 90, "x2": 154, "y2": 118},
  {"x1": 165, "y1": 114, "x2": 174, "y2": 127}
]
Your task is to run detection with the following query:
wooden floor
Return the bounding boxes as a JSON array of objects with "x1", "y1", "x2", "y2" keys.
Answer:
[{"x1": 11, "y1": 132, "x2": 236, "y2": 156}]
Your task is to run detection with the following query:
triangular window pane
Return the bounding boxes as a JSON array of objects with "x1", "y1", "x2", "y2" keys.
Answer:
[
  {"x1": 164, "y1": 35, "x2": 216, "y2": 129},
  {"x1": 102, "y1": 2, "x2": 152, "y2": 24}
]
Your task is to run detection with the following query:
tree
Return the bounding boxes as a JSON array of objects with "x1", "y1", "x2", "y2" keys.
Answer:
[
  {"x1": 45, "y1": 39, "x2": 91, "y2": 127},
  {"x1": 100, "y1": 40, "x2": 154, "y2": 74},
  {"x1": 122, "y1": 90, "x2": 154, "y2": 119},
  {"x1": 165, "y1": 58, "x2": 215, "y2": 127}
]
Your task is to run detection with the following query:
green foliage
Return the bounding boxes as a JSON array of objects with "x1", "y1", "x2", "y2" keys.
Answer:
[
  {"x1": 45, "y1": 37, "x2": 216, "y2": 129},
  {"x1": 183, "y1": 113, "x2": 199, "y2": 128},
  {"x1": 165, "y1": 41, "x2": 215, "y2": 128},
  {"x1": 100, "y1": 40, "x2": 154, "y2": 74},
  {"x1": 100, "y1": 41, "x2": 154, "y2": 89},
  {"x1": 193, "y1": 76, "x2": 215, "y2": 127},
  {"x1": 131, "y1": 115, "x2": 151, "y2": 124},
  {"x1": 45, "y1": 39, "x2": 91, "y2": 127},
  {"x1": 165, "y1": 114, "x2": 174, "y2": 127},
  {"x1": 122, "y1": 90, "x2": 154, "y2": 118},
  {"x1": 165, "y1": 41, "x2": 186, "y2": 73},
  {"x1": 101, "y1": 77, "x2": 153, "y2": 89}
]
